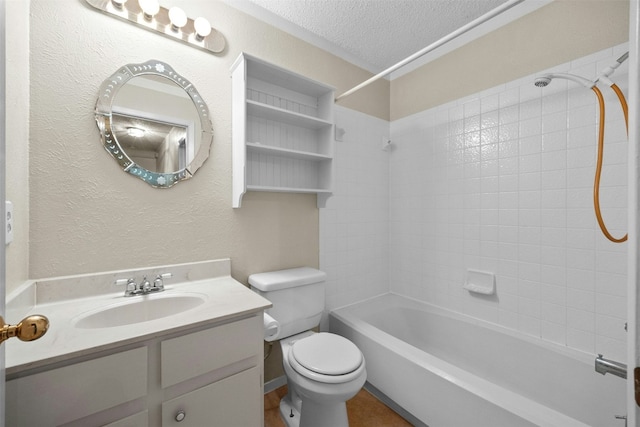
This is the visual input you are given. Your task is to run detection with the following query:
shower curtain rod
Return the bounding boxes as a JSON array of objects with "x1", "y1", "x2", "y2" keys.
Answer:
[{"x1": 335, "y1": 0, "x2": 525, "y2": 102}]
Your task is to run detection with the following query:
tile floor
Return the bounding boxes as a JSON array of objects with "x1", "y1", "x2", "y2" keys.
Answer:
[{"x1": 264, "y1": 385, "x2": 413, "y2": 427}]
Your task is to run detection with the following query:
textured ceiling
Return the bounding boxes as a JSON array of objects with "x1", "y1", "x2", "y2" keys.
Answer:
[{"x1": 240, "y1": 0, "x2": 510, "y2": 72}]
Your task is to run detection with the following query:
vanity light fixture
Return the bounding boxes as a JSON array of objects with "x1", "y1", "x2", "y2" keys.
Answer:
[
  {"x1": 138, "y1": 0, "x2": 159, "y2": 19},
  {"x1": 194, "y1": 17, "x2": 212, "y2": 40},
  {"x1": 126, "y1": 127, "x2": 146, "y2": 138},
  {"x1": 85, "y1": 0, "x2": 225, "y2": 54},
  {"x1": 168, "y1": 6, "x2": 187, "y2": 31}
]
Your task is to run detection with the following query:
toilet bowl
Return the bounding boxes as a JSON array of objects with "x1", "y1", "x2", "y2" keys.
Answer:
[
  {"x1": 279, "y1": 331, "x2": 367, "y2": 427},
  {"x1": 249, "y1": 267, "x2": 367, "y2": 427}
]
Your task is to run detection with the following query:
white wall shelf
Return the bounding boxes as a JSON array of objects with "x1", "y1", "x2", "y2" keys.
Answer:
[
  {"x1": 246, "y1": 143, "x2": 332, "y2": 161},
  {"x1": 247, "y1": 185, "x2": 333, "y2": 194},
  {"x1": 246, "y1": 100, "x2": 333, "y2": 130},
  {"x1": 231, "y1": 53, "x2": 335, "y2": 208}
]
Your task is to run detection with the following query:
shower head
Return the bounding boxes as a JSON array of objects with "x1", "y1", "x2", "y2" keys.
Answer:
[
  {"x1": 534, "y1": 76, "x2": 552, "y2": 87},
  {"x1": 533, "y1": 73, "x2": 595, "y2": 89}
]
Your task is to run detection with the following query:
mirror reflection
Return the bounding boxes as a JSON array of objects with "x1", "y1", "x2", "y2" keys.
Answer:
[
  {"x1": 95, "y1": 60, "x2": 213, "y2": 188},
  {"x1": 111, "y1": 113, "x2": 188, "y2": 174}
]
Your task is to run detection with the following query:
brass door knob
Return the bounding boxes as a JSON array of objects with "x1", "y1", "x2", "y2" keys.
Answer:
[{"x1": 0, "y1": 315, "x2": 49, "y2": 345}]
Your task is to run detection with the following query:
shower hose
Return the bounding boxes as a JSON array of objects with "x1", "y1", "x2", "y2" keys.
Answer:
[{"x1": 592, "y1": 84, "x2": 628, "y2": 243}]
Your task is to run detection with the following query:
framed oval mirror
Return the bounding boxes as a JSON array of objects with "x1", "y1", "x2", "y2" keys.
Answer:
[{"x1": 95, "y1": 60, "x2": 213, "y2": 188}]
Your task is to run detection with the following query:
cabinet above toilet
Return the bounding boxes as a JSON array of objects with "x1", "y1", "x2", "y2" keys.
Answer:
[{"x1": 231, "y1": 53, "x2": 335, "y2": 208}]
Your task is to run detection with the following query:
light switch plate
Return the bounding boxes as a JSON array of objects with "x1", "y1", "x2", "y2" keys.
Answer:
[{"x1": 5, "y1": 201, "x2": 13, "y2": 245}]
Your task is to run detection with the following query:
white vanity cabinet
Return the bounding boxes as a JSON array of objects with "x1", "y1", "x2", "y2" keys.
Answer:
[
  {"x1": 231, "y1": 53, "x2": 335, "y2": 208},
  {"x1": 6, "y1": 315, "x2": 264, "y2": 427},
  {"x1": 160, "y1": 316, "x2": 263, "y2": 426},
  {"x1": 162, "y1": 367, "x2": 261, "y2": 426},
  {"x1": 6, "y1": 347, "x2": 149, "y2": 426}
]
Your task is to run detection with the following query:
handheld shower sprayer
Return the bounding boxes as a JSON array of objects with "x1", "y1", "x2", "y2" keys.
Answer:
[
  {"x1": 535, "y1": 53, "x2": 628, "y2": 88},
  {"x1": 534, "y1": 54, "x2": 629, "y2": 244},
  {"x1": 533, "y1": 73, "x2": 595, "y2": 88},
  {"x1": 533, "y1": 76, "x2": 551, "y2": 87}
]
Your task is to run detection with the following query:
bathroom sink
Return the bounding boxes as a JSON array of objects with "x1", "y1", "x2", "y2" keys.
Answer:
[{"x1": 73, "y1": 294, "x2": 207, "y2": 329}]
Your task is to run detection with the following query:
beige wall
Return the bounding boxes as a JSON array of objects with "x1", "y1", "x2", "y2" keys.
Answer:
[
  {"x1": 4, "y1": 0, "x2": 389, "y2": 295},
  {"x1": 6, "y1": 1, "x2": 30, "y2": 297},
  {"x1": 391, "y1": 0, "x2": 630, "y2": 120}
]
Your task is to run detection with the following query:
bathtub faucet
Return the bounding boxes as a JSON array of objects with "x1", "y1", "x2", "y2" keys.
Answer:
[{"x1": 595, "y1": 354, "x2": 627, "y2": 379}]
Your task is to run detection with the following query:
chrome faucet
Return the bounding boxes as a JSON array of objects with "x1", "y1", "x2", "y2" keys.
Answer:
[
  {"x1": 140, "y1": 276, "x2": 151, "y2": 293},
  {"x1": 153, "y1": 273, "x2": 172, "y2": 292},
  {"x1": 595, "y1": 354, "x2": 627, "y2": 379},
  {"x1": 115, "y1": 278, "x2": 139, "y2": 297},
  {"x1": 115, "y1": 273, "x2": 171, "y2": 297}
]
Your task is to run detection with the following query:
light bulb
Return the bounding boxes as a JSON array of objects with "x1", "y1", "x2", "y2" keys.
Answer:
[
  {"x1": 111, "y1": 0, "x2": 127, "y2": 8},
  {"x1": 127, "y1": 127, "x2": 145, "y2": 138},
  {"x1": 168, "y1": 7, "x2": 187, "y2": 30},
  {"x1": 138, "y1": 0, "x2": 159, "y2": 19},
  {"x1": 193, "y1": 17, "x2": 212, "y2": 40}
]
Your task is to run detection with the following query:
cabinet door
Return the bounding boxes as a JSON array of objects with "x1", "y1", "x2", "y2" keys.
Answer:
[
  {"x1": 103, "y1": 410, "x2": 148, "y2": 427},
  {"x1": 162, "y1": 367, "x2": 261, "y2": 427},
  {"x1": 6, "y1": 347, "x2": 147, "y2": 426},
  {"x1": 161, "y1": 316, "x2": 260, "y2": 388}
]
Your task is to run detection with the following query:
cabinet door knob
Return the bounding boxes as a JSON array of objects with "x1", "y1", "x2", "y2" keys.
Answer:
[{"x1": 175, "y1": 410, "x2": 186, "y2": 422}]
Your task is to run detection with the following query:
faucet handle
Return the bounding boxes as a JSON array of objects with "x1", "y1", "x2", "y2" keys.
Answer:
[
  {"x1": 153, "y1": 273, "x2": 172, "y2": 291},
  {"x1": 115, "y1": 278, "x2": 138, "y2": 296},
  {"x1": 140, "y1": 276, "x2": 151, "y2": 292}
]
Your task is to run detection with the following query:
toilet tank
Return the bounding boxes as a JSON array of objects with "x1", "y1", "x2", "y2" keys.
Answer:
[{"x1": 249, "y1": 267, "x2": 327, "y2": 341}]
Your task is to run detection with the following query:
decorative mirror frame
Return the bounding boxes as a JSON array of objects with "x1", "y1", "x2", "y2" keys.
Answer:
[{"x1": 95, "y1": 59, "x2": 213, "y2": 188}]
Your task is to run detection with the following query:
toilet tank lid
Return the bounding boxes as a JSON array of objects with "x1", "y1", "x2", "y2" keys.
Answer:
[{"x1": 249, "y1": 267, "x2": 326, "y2": 291}]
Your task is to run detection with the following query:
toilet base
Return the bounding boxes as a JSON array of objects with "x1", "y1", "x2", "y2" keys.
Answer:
[
  {"x1": 279, "y1": 396, "x2": 301, "y2": 427},
  {"x1": 279, "y1": 394, "x2": 349, "y2": 427}
]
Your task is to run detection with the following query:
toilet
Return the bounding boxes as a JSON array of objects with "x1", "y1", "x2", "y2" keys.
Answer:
[{"x1": 249, "y1": 267, "x2": 366, "y2": 427}]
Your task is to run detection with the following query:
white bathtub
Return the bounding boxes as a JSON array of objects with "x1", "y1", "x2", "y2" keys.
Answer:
[{"x1": 330, "y1": 293, "x2": 625, "y2": 427}]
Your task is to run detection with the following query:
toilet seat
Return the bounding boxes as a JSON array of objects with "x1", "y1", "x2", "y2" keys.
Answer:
[{"x1": 288, "y1": 333, "x2": 365, "y2": 384}]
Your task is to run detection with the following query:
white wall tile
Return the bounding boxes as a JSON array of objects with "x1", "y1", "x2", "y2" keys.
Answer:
[
  {"x1": 596, "y1": 293, "x2": 627, "y2": 319},
  {"x1": 321, "y1": 106, "x2": 390, "y2": 313},
  {"x1": 567, "y1": 327, "x2": 595, "y2": 353},
  {"x1": 541, "y1": 320, "x2": 566, "y2": 346},
  {"x1": 542, "y1": 130, "x2": 567, "y2": 152},
  {"x1": 385, "y1": 44, "x2": 629, "y2": 355},
  {"x1": 323, "y1": 44, "x2": 629, "y2": 359}
]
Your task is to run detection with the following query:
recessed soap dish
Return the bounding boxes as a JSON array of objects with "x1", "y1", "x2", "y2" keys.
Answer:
[{"x1": 463, "y1": 269, "x2": 495, "y2": 295}]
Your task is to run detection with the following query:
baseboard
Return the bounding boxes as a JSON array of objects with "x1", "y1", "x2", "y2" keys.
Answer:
[{"x1": 264, "y1": 375, "x2": 287, "y2": 394}]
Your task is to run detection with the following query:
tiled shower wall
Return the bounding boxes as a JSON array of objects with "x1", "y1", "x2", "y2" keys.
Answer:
[
  {"x1": 322, "y1": 45, "x2": 629, "y2": 360},
  {"x1": 389, "y1": 43, "x2": 630, "y2": 360},
  {"x1": 320, "y1": 106, "x2": 389, "y2": 317}
]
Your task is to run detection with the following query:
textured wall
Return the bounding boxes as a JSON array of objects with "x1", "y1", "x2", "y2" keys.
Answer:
[
  {"x1": 6, "y1": 1, "x2": 30, "y2": 296},
  {"x1": 12, "y1": 0, "x2": 389, "y2": 292}
]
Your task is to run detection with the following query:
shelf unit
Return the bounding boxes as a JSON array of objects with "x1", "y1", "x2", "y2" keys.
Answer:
[{"x1": 231, "y1": 53, "x2": 335, "y2": 208}]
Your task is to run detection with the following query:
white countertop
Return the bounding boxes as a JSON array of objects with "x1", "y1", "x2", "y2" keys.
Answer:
[{"x1": 5, "y1": 259, "x2": 271, "y2": 377}]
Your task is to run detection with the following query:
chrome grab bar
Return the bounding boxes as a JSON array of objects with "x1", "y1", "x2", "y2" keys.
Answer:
[{"x1": 595, "y1": 354, "x2": 627, "y2": 379}]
